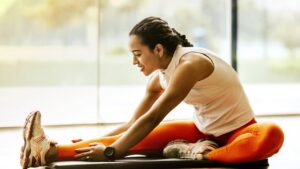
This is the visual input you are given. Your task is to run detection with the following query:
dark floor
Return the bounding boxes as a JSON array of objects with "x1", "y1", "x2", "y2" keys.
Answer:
[{"x1": 0, "y1": 116, "x2": 299, "y2": 169}]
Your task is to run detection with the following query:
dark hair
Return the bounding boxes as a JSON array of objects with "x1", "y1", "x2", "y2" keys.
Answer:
[{"x1": 129, "y1": 16, "x2": 193, "y2": 57}]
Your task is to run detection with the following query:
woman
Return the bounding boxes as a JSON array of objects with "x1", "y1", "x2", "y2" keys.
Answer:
[{"x1": 20, "y1": 16, "x2": 284, "y2": 169}]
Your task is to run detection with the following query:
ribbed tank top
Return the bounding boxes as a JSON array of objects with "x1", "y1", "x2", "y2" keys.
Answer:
[{"x1": 158, "y1": 46, "x2": 254, "y2": 136}]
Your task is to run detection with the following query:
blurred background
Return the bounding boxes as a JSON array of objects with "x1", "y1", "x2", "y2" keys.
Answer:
[
  {"x1": 0, "y1": 0, "x2": 299, "y2": 126},
  {"x1": 0, "y1": 0, "x2": 299, "y2": 168}
]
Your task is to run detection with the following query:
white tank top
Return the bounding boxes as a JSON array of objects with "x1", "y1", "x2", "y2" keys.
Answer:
[{"x1": 158, "y1": 46, "x2": 254, "y2": 137}]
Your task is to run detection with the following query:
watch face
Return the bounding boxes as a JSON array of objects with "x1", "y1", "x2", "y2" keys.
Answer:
[
  {"x1": 106, "y1": 147, "x2": 114, "y2": 156},
  {"x1": 104, "y1": 146, "x2": 115, "y2": 159}
]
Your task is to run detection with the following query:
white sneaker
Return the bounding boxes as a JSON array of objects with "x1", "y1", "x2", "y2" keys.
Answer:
[
  {"x1": 163, "y1": 139, "x2": 219, "y2": 160},
  {"x1": 21, "y1": 111, "x2": 54, "y2": 169}
]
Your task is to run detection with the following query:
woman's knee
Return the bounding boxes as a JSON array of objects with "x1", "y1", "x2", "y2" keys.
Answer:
[
  {"x1": 258, "y1": 122, "x2": 284, "y2": 155},
  {"x1": 262, "y1": 123, "x2": 284, "y2": 142}
]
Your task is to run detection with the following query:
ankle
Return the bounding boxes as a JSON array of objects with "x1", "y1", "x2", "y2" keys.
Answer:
[
  {"x1": 46, "y1": 145, "x2": 58, "y2": 163},
  {"x1": 203, "y1": 151, "x2": 210, "y2": 160}
]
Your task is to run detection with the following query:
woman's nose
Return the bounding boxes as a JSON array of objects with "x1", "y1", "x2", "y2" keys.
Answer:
[{"x1": 132, "y1": 56, "x2": 138, "y2": 65}]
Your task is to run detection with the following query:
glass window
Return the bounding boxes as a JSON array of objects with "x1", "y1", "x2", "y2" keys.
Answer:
[
  {"x1": 238, "y1": 0, "x2": 300, "y2": 115},
  {"x1": 0, "y1": 0, "x2": 99, "y2": 126},
  {"x1": 0, "y1": 0, "x2": 229, "y2": 126},
  {"x1": 98, "y1": 0, "x2": 229, "y2": 122}
]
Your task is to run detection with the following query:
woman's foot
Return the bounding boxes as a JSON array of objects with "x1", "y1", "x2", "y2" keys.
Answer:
[
  {"x1": 20, "y1": 111, "x2": 56, "y2": 169},
  {"x1": 163, "y1": 139, "x2": 219, "y2": 160}
]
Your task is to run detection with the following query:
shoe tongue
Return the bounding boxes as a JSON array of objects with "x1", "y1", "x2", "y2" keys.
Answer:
[{"x1": 33, "y1": 128, "x2": 44, "y2": 138}]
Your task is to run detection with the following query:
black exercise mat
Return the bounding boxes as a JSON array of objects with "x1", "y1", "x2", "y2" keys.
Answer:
[{"x1": 46, "y1": 158, "x2": 269, "y2": 169}]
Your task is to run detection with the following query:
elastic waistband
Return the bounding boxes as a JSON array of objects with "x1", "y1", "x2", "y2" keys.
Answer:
[{"x1": 212, "y1": 118, "x2": 257, "y2": 145}]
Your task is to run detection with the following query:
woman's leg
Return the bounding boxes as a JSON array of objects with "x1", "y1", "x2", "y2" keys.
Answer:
[
  {"x1": 207, "y1": 122, "x2": 284, "y2": 163},
  {"x1": 57, "y1": 120, "x2": 207, "y2": 160}
]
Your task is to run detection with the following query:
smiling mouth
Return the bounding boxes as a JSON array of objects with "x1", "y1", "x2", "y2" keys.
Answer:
[{"x1": 137, "y1": 65, "x2": 144, "y2": 72}]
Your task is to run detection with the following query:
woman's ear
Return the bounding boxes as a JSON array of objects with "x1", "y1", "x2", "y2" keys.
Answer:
[{"x1": 154, "y1": 44, "x2": 164, "y2": 58}]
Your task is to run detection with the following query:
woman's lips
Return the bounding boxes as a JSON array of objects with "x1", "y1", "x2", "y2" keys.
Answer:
[{"x1": 138, "y1": 65, "x2": 144, "y2": 72}]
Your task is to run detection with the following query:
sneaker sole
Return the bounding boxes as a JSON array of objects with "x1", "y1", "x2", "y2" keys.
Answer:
[
  {"x1": 21, "y1": 111, "x2": 39, "y2": 169},
  {"x1": 164, "y1": 139, "x2": 219, "y2": 160},
  {"x1": 163, "y1": 139, "x2": 191, "y2": 159}
]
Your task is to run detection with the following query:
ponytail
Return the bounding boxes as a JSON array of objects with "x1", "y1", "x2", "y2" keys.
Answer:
[{"x1": 171, "y1": 28, "x2": 193, "y2": 47}]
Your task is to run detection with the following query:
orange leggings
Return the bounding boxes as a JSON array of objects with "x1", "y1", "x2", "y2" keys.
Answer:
[{"x1": 57, "y1": 119, "x2": 284, "y2": 163}]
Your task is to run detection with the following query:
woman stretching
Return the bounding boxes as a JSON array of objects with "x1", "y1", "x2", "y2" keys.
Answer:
[{"x1": 20, "y1": 16, "x2": 284, "y2": 169}]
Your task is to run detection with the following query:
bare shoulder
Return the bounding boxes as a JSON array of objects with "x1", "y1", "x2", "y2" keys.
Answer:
[
  {"x1": 179, "y1": 52, "x2": 214, "y2": 67},
  {"x1": 177, "y1": 53, "x2": 214, "y2": 81}
]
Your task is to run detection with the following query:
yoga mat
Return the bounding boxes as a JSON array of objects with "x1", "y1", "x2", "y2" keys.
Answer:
[{"x1": 46, "y1": 157, "x2": 269, "y2": 169}]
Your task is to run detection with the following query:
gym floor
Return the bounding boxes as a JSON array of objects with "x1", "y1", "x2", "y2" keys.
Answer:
[{"x1": 0, "y1": 116, "x2": 299, "y2": 169}]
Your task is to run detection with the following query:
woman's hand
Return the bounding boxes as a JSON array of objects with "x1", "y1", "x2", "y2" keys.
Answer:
[{"x1": 74, "y1": 142, "x2": 107, "y2": 161}]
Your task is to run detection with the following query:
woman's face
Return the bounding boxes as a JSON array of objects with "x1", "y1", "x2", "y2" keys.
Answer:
[{"x1": 129, "y1": 35, "x2": 160, "y2": 76}]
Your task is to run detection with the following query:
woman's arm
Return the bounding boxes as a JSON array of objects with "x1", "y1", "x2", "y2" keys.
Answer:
[
  {"x1": 104, "y1": 73, "x2": 163, "y2": 137},
  {"x1": 112, "y1": 53, "x2": 214, "y2": 158}
]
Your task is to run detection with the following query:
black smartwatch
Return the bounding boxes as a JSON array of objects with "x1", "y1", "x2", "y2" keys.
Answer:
[{"x1": 104, "y1": 146, "x2": 115, "y2": 161}]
